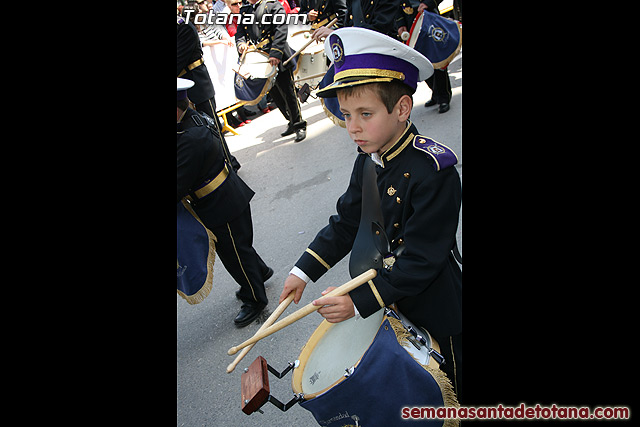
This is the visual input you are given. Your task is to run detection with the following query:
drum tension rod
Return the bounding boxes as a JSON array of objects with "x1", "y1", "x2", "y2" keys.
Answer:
[{"x1": 384, "y1": 308, "x2": 447, "y2": 365}]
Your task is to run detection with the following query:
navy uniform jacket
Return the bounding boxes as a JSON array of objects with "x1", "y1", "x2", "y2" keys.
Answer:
[
  {"x1": 177, "y1": 18, "x2": 215, "y2": 105},
  {"x1": 294, "y1": 122, "x2": 462, "y2": 337},
  {"x1": 346, "y1": 0, "x2": 401, "y2": 38},
  {"x1": 177, "y1": 108, "x2": 254, "y2": 227},
  {"x1": 395, "y1": 0, "x2": 441, "y2": 32},
  {"x1": 235, "y1": 0, "x2": 296, "y2": 72},
  {"x1": 298, "y1": 0, "x2": 347, "y2": 28}
]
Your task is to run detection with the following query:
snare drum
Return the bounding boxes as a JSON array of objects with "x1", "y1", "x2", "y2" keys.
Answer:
[
  {"x1": 407, "y1": 11, "x2": 462, "y2": 69},
  {"x1": 288, "y1": 29, "x2": 329, "y2": 88},
  {"x1": 292, "y1": 308, "x2": 459, "y2": 426},
  {"x1": 234, "y1": 50, "x2": 277, "y2": 105}
]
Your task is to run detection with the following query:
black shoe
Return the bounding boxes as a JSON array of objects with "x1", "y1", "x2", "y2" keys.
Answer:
[
  {"x1": 438, "y1": 103, "x2": 450, "y2": 114},
  {"x1": 294, "y1": 129, "x2": 306, "y2": 142},
  {"x1": 281, "y1": 125, "x2": 296, "y2": 137},
  {"x1": 424, "y1": 98, "x2": 437, "y2": 107},
  {"x1": 263, "y1": 267, "x2": 274, "y2": 282},
  {"x1": 234, "y1": 302, "x2": 266, "y2": 327}
]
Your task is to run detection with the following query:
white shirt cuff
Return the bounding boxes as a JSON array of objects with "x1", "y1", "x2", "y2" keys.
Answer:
[{"x1": 289, "y1": 266, "x2": 311, "y2": 284}]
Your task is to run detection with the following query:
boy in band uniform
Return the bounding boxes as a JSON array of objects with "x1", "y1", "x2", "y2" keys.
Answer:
[{"x1": 278, "y1": 28, "x2": 462, "y2": 399}]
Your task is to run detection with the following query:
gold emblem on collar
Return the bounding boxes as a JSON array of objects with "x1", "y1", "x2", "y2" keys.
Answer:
[{"x1": 387, "y1": 185, "x2": 397, "y2": 196}]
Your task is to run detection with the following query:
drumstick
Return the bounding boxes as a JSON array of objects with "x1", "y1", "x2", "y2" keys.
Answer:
[
  {"x1": 282, "y1": 17, "x2": 338, "y2": 67},
  {"x1": 226, "y1": 291, "x2": 295, "y2": 373},
  {"x1": 227, "y1": 268, "x2": 376, "y2": 355}
]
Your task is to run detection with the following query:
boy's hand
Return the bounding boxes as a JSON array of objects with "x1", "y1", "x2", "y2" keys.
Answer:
[
  {"x1": 312, "y1": 287, "x2": 355, "y2": 323},
  {"x1": 279, "y1": 274, "x2": 307, "y2": 304}
]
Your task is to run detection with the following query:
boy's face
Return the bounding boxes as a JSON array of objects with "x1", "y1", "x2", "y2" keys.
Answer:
[{"x1": 337, "y1": 87, "x2": 411, "y2": 156}]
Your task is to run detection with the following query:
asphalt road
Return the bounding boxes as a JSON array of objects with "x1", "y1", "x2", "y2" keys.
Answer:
[{"x1": 177, "y1": 53, "x2": 462, "y2": 426}]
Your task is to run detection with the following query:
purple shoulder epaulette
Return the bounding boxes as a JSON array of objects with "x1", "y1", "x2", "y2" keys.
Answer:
[{"x1": 412, "y1": 135, "x2": 458, "y2": 171}]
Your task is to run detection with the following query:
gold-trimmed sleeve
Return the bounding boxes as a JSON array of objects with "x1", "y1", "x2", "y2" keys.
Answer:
[{"x1": 305, "y1": 248, "x2": 331, "y2": 271}]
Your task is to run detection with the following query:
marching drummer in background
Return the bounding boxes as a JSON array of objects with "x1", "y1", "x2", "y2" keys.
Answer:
[
  {"x1": 236, "y1": 0, "x2": 308, "y2": 142},
  {"x1": 396, "y1": 0, "x2": 453, "y2": 113},
  {"x1": 311, "y1": 0, "x2": 401, "y2": 42},
  {"x1": 178, "y1": 78, "x2": 274, "y2": 327},
  {"x1": 178, "y1": 4, "x2": 242, "y2": 170},
  {"x1": 278, "y1": 28, "x2": 462, "y2": 400},
  {"x1": 298, "y1": 0, "x2": 347, "y2": 31}
]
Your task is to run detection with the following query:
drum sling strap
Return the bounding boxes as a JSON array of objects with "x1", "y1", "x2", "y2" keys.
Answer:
[{"x1": 348, "y1": 156, "x2": 385, "y2": 278}]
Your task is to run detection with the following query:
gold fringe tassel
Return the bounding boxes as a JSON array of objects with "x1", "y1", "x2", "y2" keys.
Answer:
[
  {"x1": 388, "y1": 316, "x2": 460, "y2": 427},
  {"x1": 177, "y1": 199, "x2": 217, "y2": 305}
]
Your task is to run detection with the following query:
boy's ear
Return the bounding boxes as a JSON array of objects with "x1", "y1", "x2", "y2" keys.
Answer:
[{"x1": 396, "y1": 94, "x2": 413, "y2": 121}]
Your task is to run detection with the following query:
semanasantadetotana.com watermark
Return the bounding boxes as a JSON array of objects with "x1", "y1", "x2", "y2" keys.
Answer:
[
  {"x1": 182, "y1": 11, "x2": 309, "y2": 26},
  {"x1": 401, "y1": 403, "x2": 630, "y2": 421}
]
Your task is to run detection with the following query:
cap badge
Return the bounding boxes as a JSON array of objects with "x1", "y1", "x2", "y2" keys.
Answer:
[{"x1": 329, "y1": 34, "x2": 344, "y2": 66}]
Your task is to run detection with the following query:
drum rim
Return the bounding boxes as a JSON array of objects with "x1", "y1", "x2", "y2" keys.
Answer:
[
  {"x1": 291, "y1": 315, "x2": 382, "y2": 400},
  {"x1": 407, "y1": 10, "x2": 424, "y2": 49}
]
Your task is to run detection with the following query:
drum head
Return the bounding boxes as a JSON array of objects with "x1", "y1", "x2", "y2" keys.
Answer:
[
  {"x1": 288, "y1": 30, "x2": 325, "y2": 55},
  {"x1": 238, "y1": 51, "x2": 276, "y2": 80},
  {"x1": 292, "y1": 309, "x2": 384, "y2": 399}
]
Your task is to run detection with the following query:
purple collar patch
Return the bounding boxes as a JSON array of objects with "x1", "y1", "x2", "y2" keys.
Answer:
[{"x1": 413, "y1": 136, "x2": 458, "y2": 171}]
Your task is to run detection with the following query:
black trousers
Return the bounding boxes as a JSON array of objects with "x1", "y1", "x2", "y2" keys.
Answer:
[
  {"x1": 206, "y1": 205, "x2": 269, "y2": 306},
  {"x1": 433, "y1": 332, "x2": 463, "y2": 403},
  {"x1": 425, "y1": 68, "x2": 452, "y2": 104},
  {"x1": 269, "y1": 67, "x2": 306, "y2": 131}
]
